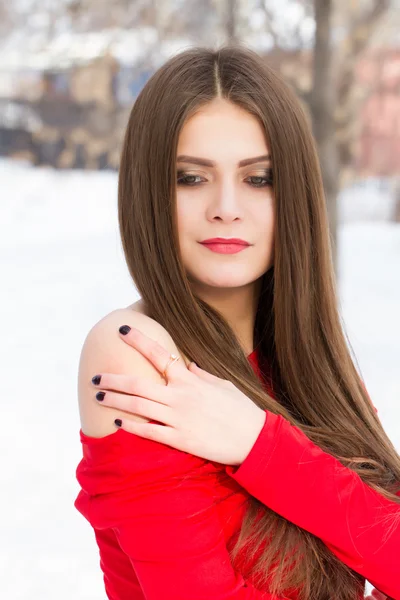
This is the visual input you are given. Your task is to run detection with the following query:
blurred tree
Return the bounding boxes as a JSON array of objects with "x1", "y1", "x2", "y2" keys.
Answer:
[
  {"x1": 0, "y1": 0, "x2": 12, "y2": 36},
  {"x1": 316, "y1": 0, "x2": 390, "y2": 273},
  {"x1": 310, "y1": 0, "x2": 339, "y2": 272},
  {"x1": 226, "y1": 0, "x2": 239, "y2": 43}
]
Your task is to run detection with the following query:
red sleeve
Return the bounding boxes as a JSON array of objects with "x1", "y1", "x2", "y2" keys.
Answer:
[
  {"x1": 75, "y1": 428, "x2": 282, "y2": 600},
  {"x1": 225, "y1": 411, "x2": 400, "y2": 599}
]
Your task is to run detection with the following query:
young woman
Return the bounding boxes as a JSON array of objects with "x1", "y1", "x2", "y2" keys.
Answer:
[{"x1": 75, "y1": 45, "x2": 400, "y2": 600}]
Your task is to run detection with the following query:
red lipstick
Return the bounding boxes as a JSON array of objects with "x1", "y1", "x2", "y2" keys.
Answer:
[{"x1": 199, "y1": 238, "x2": 251, "y2": 254}]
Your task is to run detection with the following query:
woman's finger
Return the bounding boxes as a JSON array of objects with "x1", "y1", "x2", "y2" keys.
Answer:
[
  {"x1": 118, "y1": 325, "x2": 188, "y2": 382},
  {"x1": 188, "y1": 361, "x2": 232, "y2": 386},
  {"x1": 95, "y1": 390, "x2": 175, "y2": 425},
  {"x1": 91, "y1": 372, "x2": 172, "y2": 405},
  {"x1": 115, "y1": 417, "x2": 178, "y2": 446}
]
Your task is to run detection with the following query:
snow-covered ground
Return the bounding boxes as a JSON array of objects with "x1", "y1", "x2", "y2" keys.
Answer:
[{"x1": 1, "y1": 159, "x2": 399, "y2": 599}]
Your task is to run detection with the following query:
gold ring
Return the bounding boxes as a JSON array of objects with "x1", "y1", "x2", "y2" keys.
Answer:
[{"x1": 162, "y1": 353, "x2": 180, "y2": 381}]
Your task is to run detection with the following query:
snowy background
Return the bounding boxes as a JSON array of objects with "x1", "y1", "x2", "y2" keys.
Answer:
[{"x1": 1, "y1": 158, "x2": 399, "y2": 598}]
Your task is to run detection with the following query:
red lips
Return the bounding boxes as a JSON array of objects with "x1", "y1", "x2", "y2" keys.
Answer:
[{"x1": 200, "y1": 238, "x2": 250, "y2": 246}]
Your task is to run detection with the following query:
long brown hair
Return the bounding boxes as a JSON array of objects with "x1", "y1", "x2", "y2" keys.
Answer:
[{"x1": 118, "y1": 45, "x2": 400, "y2": 599}]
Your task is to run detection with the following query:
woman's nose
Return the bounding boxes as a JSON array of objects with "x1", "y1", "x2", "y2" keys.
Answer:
[{"x1": 210, "y1": 182, "x2": 244, "y2": 221}]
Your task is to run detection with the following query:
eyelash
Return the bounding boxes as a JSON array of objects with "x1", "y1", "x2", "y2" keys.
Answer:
[{"x1": 176, "y1": 170, "x2": 273, "y2": 189}]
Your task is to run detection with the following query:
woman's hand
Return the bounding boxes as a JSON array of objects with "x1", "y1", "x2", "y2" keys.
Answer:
[{"x1": 90, "y1": 324, "x2": 266, "y2": 465}]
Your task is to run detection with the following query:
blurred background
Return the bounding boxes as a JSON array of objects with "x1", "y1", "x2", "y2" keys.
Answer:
[{"x1": 1, "y1": 1, "x2": 399, "y2": 598}]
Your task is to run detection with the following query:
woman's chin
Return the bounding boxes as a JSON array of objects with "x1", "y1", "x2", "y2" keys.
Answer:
[{"x1": 189, "y1": 273, "x2": 255, "y2": 290}]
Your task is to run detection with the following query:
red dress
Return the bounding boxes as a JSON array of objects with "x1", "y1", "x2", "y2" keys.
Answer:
[{"x1": 75, "y1": 347, "x2": 400, "y2": 599}]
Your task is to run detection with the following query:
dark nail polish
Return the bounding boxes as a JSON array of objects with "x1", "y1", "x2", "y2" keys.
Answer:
[
  {"x1": 114, "y1": 418, "x2": 122, "y2": 427},
  {"x1": 92, "y1": 375, "x2": 101, "y2": 385},
  {"x1": 96, "y1": 391, "x2": 105, "y2": 401},
  {"x1": 119, "y1": 325, "x2": 131, "y2": 335}
]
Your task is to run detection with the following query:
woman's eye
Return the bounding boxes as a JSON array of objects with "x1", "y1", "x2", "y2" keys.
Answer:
[
  {"x1": 177, "y1": 173, "x2": 203, "y2": 186},
  {"x1": 246, "y1": 174, "x2": 273, "y2": 188},
  {"x1": 176, "y1": 171, "x2": 273, "y2": 188}
]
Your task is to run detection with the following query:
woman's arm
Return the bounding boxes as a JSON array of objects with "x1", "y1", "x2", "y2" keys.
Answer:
[
  {"x1": 225, "y1": 411, "x2": 400, "y2": 599},
  {"x1": 76, "y1": 433, "x2": 279, "y2": 600},
  {"x1": 75, "y1": 309, "x2": 282, "y2": 600}
]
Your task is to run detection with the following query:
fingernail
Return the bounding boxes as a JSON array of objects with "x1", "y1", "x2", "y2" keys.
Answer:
[
  {"x1": 114, "y1": 418, "x2": 122, "y2": 427},
  {"x1": 96, "y1": 391, "x2": 105, "y2": 401},
  {"x1": 92, "y1": 375, "x2": 101, "y2": 385},
  {"x1": 119, "y1": 325, "x2": 131, "y2": 335}
]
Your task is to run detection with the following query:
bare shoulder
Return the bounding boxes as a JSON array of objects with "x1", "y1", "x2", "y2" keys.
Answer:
[{"x1": 78, "y1": 302, "x2": 188, "y2": 438}]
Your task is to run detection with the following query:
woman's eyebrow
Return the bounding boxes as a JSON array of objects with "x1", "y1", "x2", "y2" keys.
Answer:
[{"x1": 176, "y1": 154, "x2": 271, "y2": 168}]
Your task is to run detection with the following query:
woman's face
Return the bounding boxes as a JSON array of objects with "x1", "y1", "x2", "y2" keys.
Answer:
[{"x1": 175, "y1": 98, "x2": 275, "y2": 295}]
